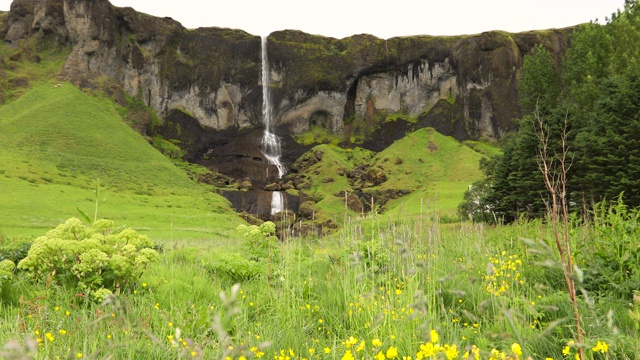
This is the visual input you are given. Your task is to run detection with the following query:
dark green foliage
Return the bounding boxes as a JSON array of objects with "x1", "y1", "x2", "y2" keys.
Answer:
[
  {"x1": 518, "y1": 45, "x2": 561, "y2": 114},
  {"x1": 0, "y1": 238, "x2": 32, "y2": 263},
  {"x1": 581, "y1": 198, "x2": 640, "y2": 299},
  {"x1": 457, "y1": 178, "x2": 494, "y2": 222},
  {"x1": 468, "y1": 2, "x2": 640, "y2": 222},
  {"x1": 204, "y1": 253, "x2": 264, "y2": 284},
  {"x1": 574, "y1": 75, "x2": 640, "y2": 207}
]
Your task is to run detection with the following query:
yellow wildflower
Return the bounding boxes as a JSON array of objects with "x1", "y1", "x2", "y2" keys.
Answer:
[
  {"x1": 511, "y1": 343, "x2": 523, "y2": 356},
  {"x1": 342, "y1": 350, "x2": 355, "y2": 360},
  {"x1": 375, "y1": 351, "x2": 386, "y2": 360},
  {"x1": 444, "y1": 344, "x2": 458, "y2": 360},
  {"x1": 592, "y1": 341, "x2": 609, "y2": 353},
  {"x1": 430, "y1": 329, "x2": 439, "y2": 344},
  {"x1": 386, "y1": 346, "x2": 398, "y2": 359},
  {"x1": 344, "y1": 336, "x2": 358, "y2": 347}
]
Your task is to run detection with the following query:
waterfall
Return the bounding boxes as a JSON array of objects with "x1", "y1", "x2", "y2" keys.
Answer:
[{"x1": 261, "y1": 36, "x2": 286, "y2": 215}]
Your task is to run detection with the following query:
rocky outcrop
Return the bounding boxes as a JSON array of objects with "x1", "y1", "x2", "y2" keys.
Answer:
[
  {"x1": 267, "y1": 30, "x2": 574, "y2": 143},
  {"x1": 4, "y1": 0, "x2": 263, "y2": 130}
]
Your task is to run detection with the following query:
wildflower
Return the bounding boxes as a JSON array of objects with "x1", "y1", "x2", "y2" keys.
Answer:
[
  {"x1": 386, "y1": 346, "x2": 398, "y2": 359},
  {"x1": 77, "y1": 353, "x2": 83, "y2": 359},
  {"x1": 46, "y1": 332, "x2": 54, "y2": 342},
  {"x1": 592, "y1": 341, "x2": 609, "y2": 353},
  {"x1": 511, "y1": 343, "x2": 523, "y2": 356},
  {"x1": 55, "y1": 306, "x2": 60, "y2": 311},
  {"x1": 191, "y1": 351, "x2": 197, "y2": 357},
  {"x1": 142, "y1": 282, "x2": 147, "y2": 287},
  {"x1": 308, "y1": 348, "x2": 315, "y2": 355},
  {"x1": 169, "y1": 322, "x2": 173, "y2": 327},
  {"x1": 429, "y1": 329, "x2": 439, "y2": 344},
  {"x1": 154, "y1": 303, "x2": 160, "y2": 310},
  {"x1": 65, "y1": 311, "x2": 70, "y2": 316},
  {"x1": 375, "y1": 351, "x2": 386, "y2": 360},
  {"x1": 107, "y1": 334, "x2": 112, "y2": 339},
  {"x1": 289, "y1": 349, "x2": 295, "y2": 357},
  {"x1": 395, "y1": 289, "x2": 402, "y2": 295},
  {"x1": 342, "y1": 350, "x2": 355, "y2": 360},
  {"x1": 463, "y1": 345, "x2": 481, "y2": 360},
  {"x1": 249, "y1": 302, "x2": 254, "y2": 307},
  {"x1": 324, "y1": 347, "x2": 331, "y2": 354},
  {"x1": 372, "y1": 339, "x2": 383, "y2": 347},
  {"x1": 562, "y1": 346, "x2": 571, "y2": 356},
  {"x1": 444, "y1": 344, "x2": 458, "y2": 360},
  {"x1": 59, "y1": 329, "x2": 67, "y2": 335},
  {"x1": 344, "y1": 336, "x2": 358, "y2": 347},
  {"x1": 419, "y1": 342, "x2": 435, "y2": 357}
]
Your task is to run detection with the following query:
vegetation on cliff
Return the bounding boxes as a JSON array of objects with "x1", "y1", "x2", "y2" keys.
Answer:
[{"x1": 461, "y1": 2, "x2": 640, "y2": 222}]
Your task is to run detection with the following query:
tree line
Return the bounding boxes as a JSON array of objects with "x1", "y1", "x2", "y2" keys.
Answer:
[{"x1": 460, "y1": 0, "x2": 640, "y2": 223}]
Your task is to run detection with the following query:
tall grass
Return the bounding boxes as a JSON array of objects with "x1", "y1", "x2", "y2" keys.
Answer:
[{"x1": 2, "y1": 203, "x2": 636, "y2": 359}]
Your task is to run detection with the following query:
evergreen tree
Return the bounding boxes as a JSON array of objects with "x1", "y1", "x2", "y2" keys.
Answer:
[{"x1": 576, "y1": 75, "x2": 640, "y2": 207}]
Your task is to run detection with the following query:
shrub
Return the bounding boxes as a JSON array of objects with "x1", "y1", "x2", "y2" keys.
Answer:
[
  {"x1": 0, "y1": 259, "x2": 16, "y2": 305},
  {"x1": 237, "y1": 221, "x2": 279, "y2": 261},
  {"x1": 204, "y1": 253, "x2": 264, "y2": 284},
  {"x1": 582, "y1": 198, "x2": 640, "y2": 299},
  {"x1": 17, "y1": 218, "x2": 159, "y2": 297},
  {"x1": 0, "y1": 237, "x2": 32, "y2": 263}
]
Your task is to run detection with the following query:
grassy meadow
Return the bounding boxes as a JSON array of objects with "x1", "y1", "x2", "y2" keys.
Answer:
[
  {"x1": 0, "y1": 32, "x2": 637, "y2": 360},
  {"x1": 1, "y1": 208, "x2": 638, "y2": 359}
]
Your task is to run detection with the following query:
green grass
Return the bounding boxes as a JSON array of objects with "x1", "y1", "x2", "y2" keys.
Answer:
[
  {"x1": 0, "y1": 83, "x2": 243, "y2": 239},
  {"x1": 293, "y1": 128, "x2": 491, "y2": 225},
  {"x1": 1, "y1": 209, "x2": 636, "y2": 359},
  {"x1": 373, "y1": 128, "x2": 488, "y2": 217}
]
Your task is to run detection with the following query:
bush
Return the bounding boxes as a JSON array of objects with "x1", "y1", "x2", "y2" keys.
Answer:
[
  {"x1": 581, "y1": 198, "x2": 640, "y2": 299},
  {"x1": 0, "y1": 259, "x2": 16, "y2": 305},
  {"x1": 237, "y1": 221, "x2": 279, "y2": 261},
  {"x1": 204, "y1": 253, "x2": 264, "y2": 284},
  {"x1": 0, "y1": 237, "x2": 32, "y2": 263},
  {"x1": 17, "y1": 218, "x2": 159, "y2": 297}
]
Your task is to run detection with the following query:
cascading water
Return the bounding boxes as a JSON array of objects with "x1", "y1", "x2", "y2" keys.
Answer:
[{"x1": 260, "y1": 36, "x2": 286, "y2": 215}]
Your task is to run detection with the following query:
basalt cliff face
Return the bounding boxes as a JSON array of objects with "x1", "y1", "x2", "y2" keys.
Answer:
[{"x1": 2, "y1": 0, "x2": 574, "y2": 221}]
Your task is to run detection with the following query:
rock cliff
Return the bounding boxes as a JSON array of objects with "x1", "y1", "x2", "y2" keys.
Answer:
[{"x1": 2, "y1": 0, "x2": 575, "y2": 220}]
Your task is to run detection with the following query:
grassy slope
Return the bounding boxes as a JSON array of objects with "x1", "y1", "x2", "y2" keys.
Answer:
[
  {"x1": 0, "y1": 83, "x2": 243, "y2": 239},
  {"x1": 374, "y1": 128, "x2": 487, "y2": 218},
  {"x1": 298, "y1": 128, "x2": 492, "y2": 224}
]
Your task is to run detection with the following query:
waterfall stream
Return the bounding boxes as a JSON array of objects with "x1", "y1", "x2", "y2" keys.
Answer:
[{"x1": 261, "y1": 36, "x2": 286, "y2": 215}]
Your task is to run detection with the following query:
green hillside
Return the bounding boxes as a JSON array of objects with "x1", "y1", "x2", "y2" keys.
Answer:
[
  {"x1": 0, "y1": 83, "x2": 243, "y2": 239},
  {"x1": 373, "y1": 128, "x2": 487, "y2": 219},
  {"x1": 292, "y1": 128, "x2": 493, "y2": 226}
]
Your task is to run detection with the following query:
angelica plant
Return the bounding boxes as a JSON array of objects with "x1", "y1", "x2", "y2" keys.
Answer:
[{"x1": 18, "y1": 218, "x2": 159, "y2": 300}]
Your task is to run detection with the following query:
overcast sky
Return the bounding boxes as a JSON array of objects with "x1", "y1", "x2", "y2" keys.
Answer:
[{"x1": 0, "y1": 0, "x2": 624, "y2": 39}]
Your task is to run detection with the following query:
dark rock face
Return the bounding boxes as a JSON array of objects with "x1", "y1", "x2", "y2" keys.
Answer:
[{"x1": 221, "y1": 190, "x2": 299, "y2": 219}]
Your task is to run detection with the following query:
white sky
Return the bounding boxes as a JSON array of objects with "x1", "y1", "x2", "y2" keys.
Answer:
[{"x1": 0, "y1": 0, "x2": 624, "y2": 39}]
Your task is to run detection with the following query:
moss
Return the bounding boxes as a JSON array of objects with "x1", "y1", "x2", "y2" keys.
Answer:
[{"x1": 292, "y1": 125, "x2": 342, "y2": 146}]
